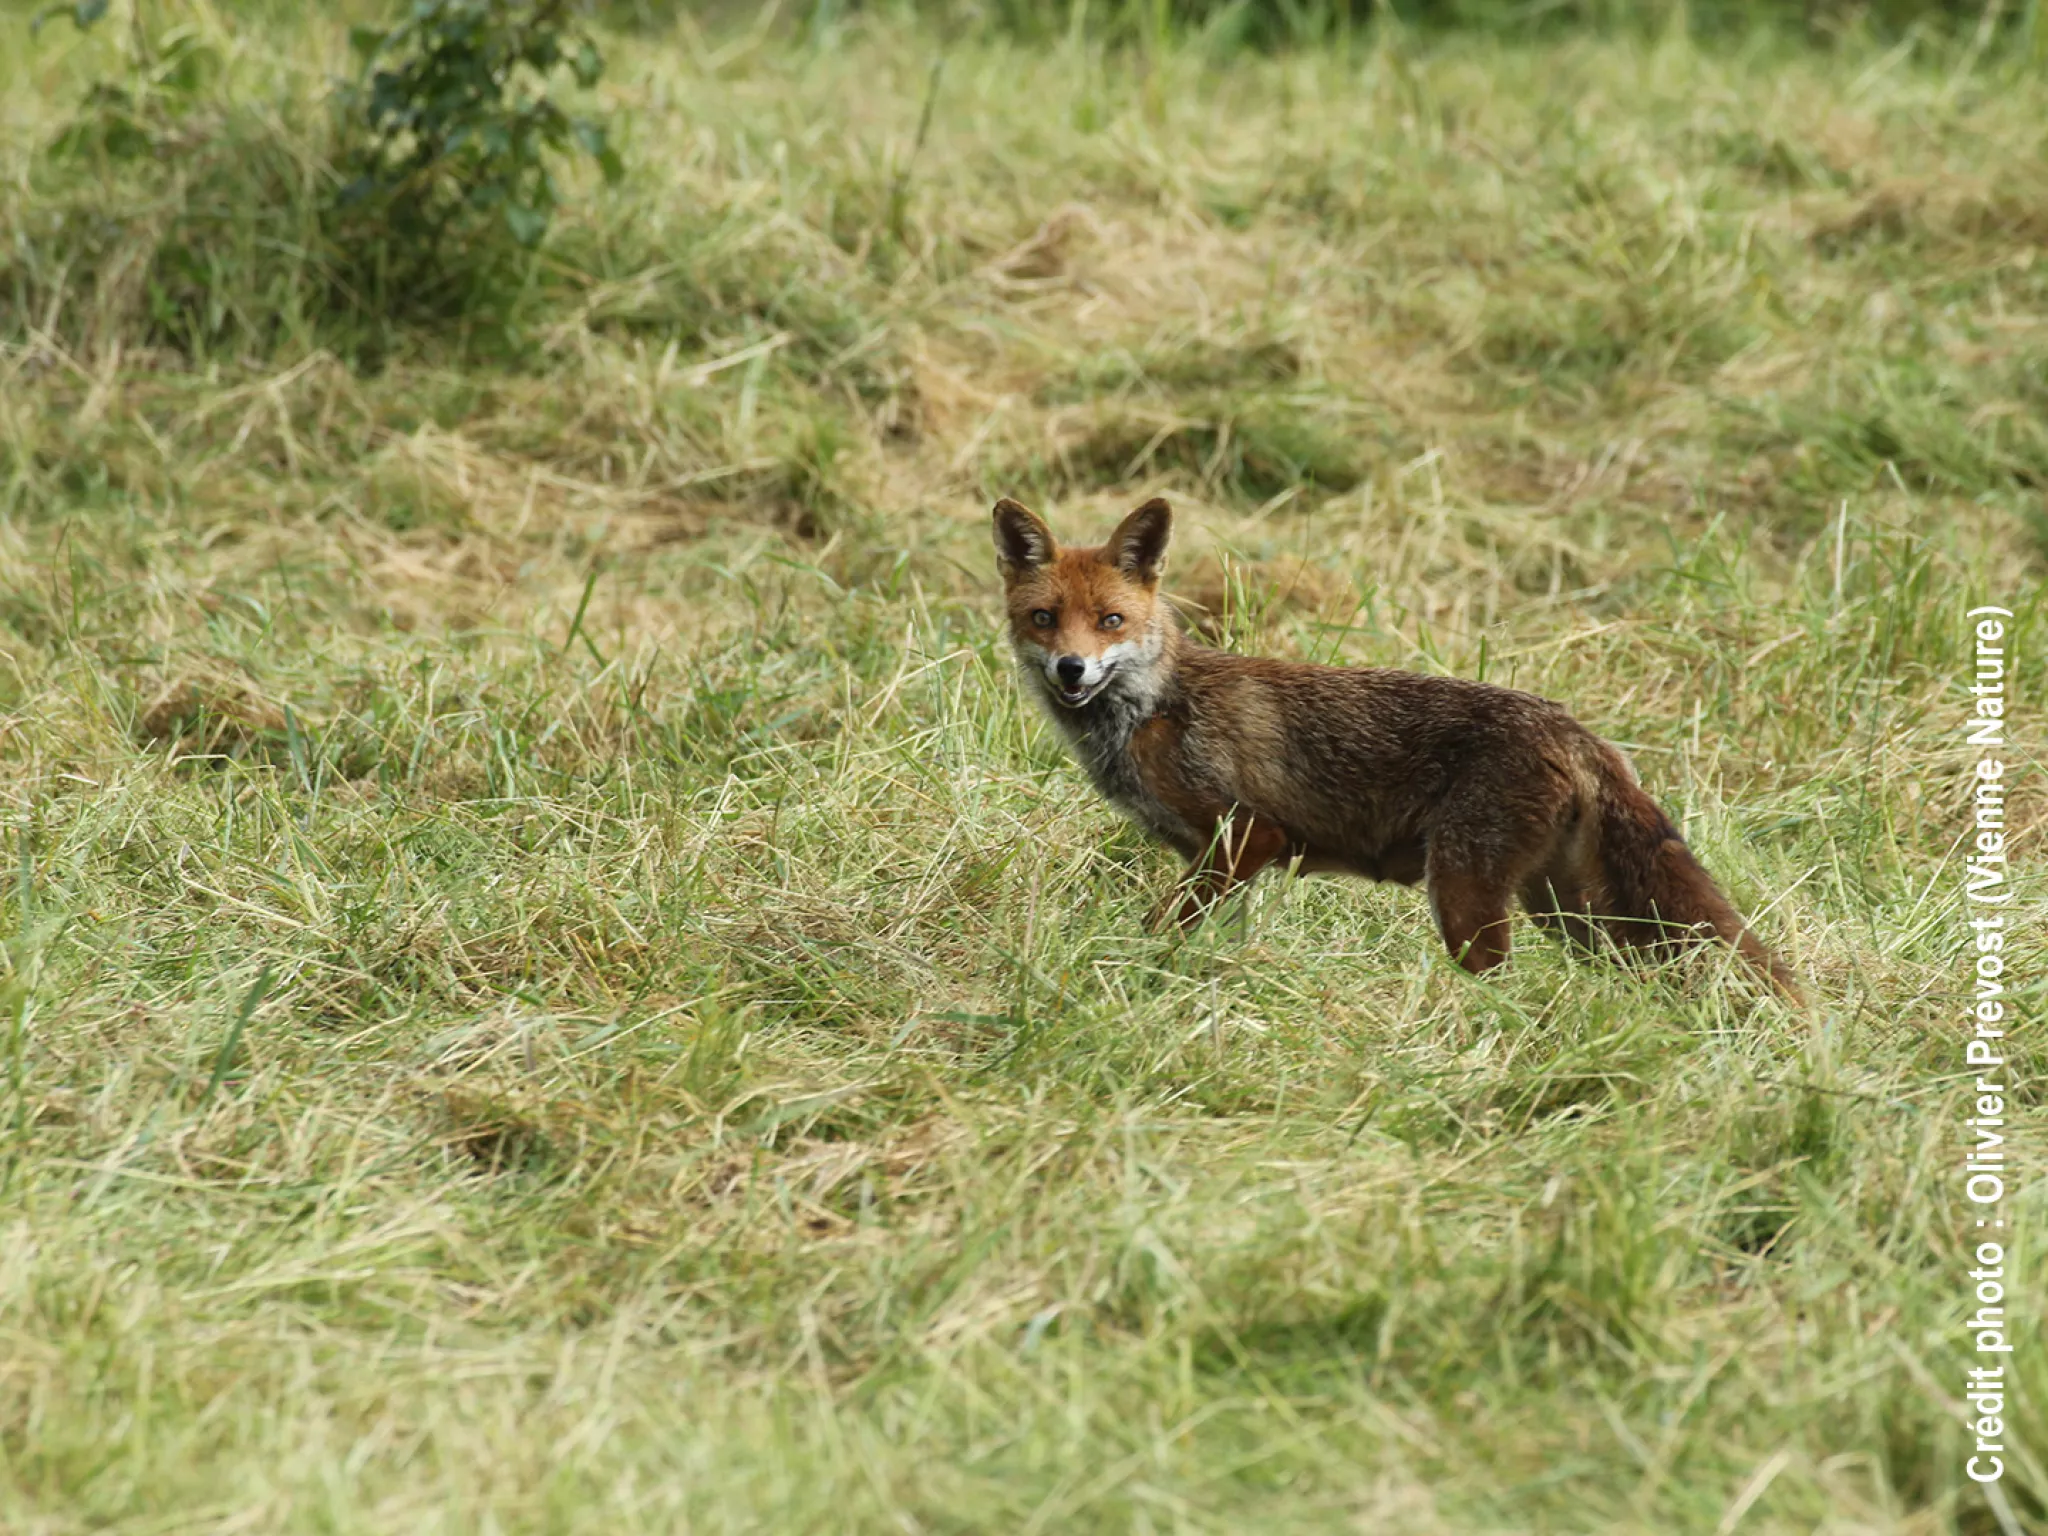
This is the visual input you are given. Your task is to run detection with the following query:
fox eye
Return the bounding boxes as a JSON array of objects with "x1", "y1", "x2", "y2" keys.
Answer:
[
  {"x1": 1031, "y1": 609, "x2": 1055, "y2": 628},
  {"x1": 1100, "y1": 613, "x2": 1123, "y2": 630}
]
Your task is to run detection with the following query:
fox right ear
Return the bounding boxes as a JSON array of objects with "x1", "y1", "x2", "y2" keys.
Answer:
[{"x1": 992, "y1": 498, "x2": 1055, "y2": 576}]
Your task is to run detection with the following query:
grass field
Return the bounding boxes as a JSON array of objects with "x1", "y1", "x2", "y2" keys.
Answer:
[{"x1": 1, "y1": 3, "x2": 2045, "y2": 1531}]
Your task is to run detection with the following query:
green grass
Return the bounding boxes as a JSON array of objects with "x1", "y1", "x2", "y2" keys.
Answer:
[{"x1": 1, "y1": 4, "x2": 2045, "y2": 1531}]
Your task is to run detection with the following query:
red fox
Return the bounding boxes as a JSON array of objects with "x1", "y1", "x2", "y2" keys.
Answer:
[{"x1": 992, "y1": 495, "x2": 1796, "y2": 995}]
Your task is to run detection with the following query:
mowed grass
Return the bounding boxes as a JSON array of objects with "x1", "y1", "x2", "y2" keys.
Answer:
[{"x1": 1, "y1": 6, "x2": 2045, "y2": 1531}]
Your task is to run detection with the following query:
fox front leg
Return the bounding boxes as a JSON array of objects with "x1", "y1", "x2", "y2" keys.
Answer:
[
  {"x1": 1144, "y1": 857, "x2": 1227, "y2": 933},
  {"x1": 1146, "y1": 817, "x2": 1289, "y2": 933},
  {"x1": 1143, "y1": 878, "x2": 1193, "y2": 933}
]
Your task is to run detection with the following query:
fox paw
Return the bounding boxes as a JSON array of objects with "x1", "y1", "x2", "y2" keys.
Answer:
[{"x1": 1147, "y1": 889, "x2": 1217, "y2": 934}]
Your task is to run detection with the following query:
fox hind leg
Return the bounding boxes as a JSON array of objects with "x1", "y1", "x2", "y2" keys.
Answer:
[
  {"x1": 1426, "y1": 781, "x2": 1572, "y2": 974},
  {"x1": 1518, "y1": 836, "x2": 1603, "y2": 955}
]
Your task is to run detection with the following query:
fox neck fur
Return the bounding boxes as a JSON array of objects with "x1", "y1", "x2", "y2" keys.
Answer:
[{"x1": 1017, "y1": 623, "x2": 1197, "y2": 850}]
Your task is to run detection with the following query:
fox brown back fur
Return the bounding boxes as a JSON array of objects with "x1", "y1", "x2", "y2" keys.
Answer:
[{"x1": 993, "y1": 495, "x2": 1796, "y2": 995}]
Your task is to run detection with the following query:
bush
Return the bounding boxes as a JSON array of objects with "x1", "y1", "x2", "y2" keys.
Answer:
[
  {"x1": 5, "y1": 1, "x2": 306, "y2": 357},
  {"x1": 3, "y1": 0, "x2": 624, "y2": 359},
  {"x1": 332, "y1": 0, "x2": 624, "y2": 325}
]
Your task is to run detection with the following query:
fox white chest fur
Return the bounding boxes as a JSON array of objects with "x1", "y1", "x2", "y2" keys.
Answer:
[{"x1": 1016, "y1": 650, "x2": 1197, "y2": 853}]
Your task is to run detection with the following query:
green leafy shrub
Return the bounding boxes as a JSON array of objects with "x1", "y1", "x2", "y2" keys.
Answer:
[
  {"x1": 33, "y1": 0, "x2": 223, "y2": 165},
  {"x1": 332, "y1": 0, "x2": 623, "y2": 320},
  {"x1": 9, "y1": 0, "x2": 626, "y2": 357}
]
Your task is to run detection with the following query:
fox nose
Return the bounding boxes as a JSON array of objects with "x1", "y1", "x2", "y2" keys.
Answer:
[{"x1": 1056, "y1": 656, "x2": 1087, "y2": 687}]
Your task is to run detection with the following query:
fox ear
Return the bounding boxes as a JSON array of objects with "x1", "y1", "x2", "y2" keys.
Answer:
[
  {"x1": 992, "y1": 498, "x2": 1056, "y2": 576},
  {"x1": 1106, "y1": 497, "x2": 1172, "y2": 583}
]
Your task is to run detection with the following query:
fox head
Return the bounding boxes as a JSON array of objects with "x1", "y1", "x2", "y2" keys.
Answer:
[{"x1": 992, "y1": 496, "x2": 1174, "y2": 710}]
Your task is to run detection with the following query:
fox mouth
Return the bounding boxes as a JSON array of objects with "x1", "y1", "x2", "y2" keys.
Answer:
[{"x1": 1052, "y1": 668, "x2": 1113, "y2": 707}]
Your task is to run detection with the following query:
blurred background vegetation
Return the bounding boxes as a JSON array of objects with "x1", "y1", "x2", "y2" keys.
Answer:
[
  {"x1": 5, "y1": 0, "x2": 2042, "y2": 366},
  {"x1": 676, "y1": 0, "x2": 2042, "y2": 49},
  {"x1": 1, "y1": 0, "x2": 2043, "y2": 1530}
]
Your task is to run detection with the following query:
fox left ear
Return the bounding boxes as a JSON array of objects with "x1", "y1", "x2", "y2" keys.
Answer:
[{"x1": 1107, "y1": 497, "x2": 1172, "y2": 584}]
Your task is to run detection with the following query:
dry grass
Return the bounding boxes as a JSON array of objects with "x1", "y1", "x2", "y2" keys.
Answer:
[{"x1": 0, "y1": 4, "x2": 2043, "y2": 1532}]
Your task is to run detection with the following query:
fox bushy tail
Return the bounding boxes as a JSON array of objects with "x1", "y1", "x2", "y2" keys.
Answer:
[{"x1": 1589, "y1": 744, "x2": 1799, "y2": 997}]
